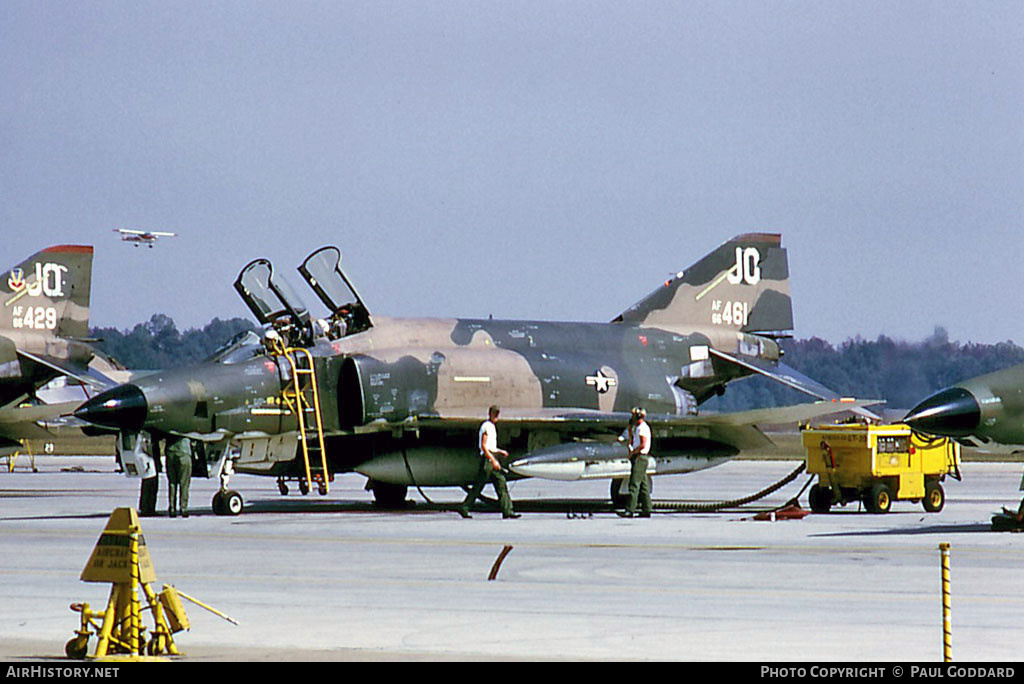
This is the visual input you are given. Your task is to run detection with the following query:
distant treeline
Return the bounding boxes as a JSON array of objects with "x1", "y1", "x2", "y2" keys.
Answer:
[
  {"x1": 91, "y1": 314, "x2": 256, "y2": 370},
  {"x1": 705, "y1": 327, "x2": 1024, "y2": 411},
  {"x1": 91, "y1": 317, "x2": 1024, "y2": 411}
]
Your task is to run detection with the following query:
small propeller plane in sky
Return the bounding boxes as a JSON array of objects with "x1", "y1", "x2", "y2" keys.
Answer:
[{"x1": 114, "y1": 229, "x2": 177, "y2": 248}]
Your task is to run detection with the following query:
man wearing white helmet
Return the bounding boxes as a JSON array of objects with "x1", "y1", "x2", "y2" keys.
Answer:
[{"x1": 618, "y1": 407, "x2": 652, "y2": 518}]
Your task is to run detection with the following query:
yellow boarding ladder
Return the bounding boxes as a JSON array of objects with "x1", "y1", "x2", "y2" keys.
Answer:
[{"x1": 279, "y1": 347, "x2": 330, "y2": 495}]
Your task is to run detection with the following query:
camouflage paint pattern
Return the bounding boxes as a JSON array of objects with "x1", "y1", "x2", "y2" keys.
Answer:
[
  {"x1": 614, "y1": 232, "x2": 792, "y2": 334},
  {"x1": 906, "y1": 362, "x2": 1024, "y2": 448},
  {"x1": 0, "y1": 245, "x2": 94, "y2": 406},
  {"x1": 76, "y1": 234, "x2": 813, "y2": 487}
]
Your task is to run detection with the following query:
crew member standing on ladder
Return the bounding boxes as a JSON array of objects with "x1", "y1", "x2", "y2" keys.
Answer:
[
  {"x1": 618, "y1": 407, "x2": 653, "y2": 518},
  {"x1": 458, "y1": 405, "x2": 520, "y2": 519}
]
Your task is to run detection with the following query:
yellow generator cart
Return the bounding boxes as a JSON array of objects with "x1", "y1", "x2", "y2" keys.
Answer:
[{"x1": 802, "y1": 423, "x2": 961, "y2": 514}]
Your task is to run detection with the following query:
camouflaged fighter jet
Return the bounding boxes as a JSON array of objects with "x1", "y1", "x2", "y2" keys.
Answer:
[
  {"x1": 904, "y1": 364, "x2": 1024, "y2": 528},
  {"x1": 74, "y1": 234, "x2": 871, "y2": 514},
  {"x1": 905, "y1": 364, "x2": 1024, "y2": 451}
]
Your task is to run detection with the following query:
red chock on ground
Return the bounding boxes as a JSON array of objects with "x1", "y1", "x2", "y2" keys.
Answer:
[{"x1": 752, "y1": 504, "x2": 810, "y2": 522}]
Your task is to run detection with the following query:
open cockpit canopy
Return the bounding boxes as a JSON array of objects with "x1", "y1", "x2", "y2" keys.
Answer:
[
  {"x1": 298, "y1": 246, "x2": 372, "y2": 336},
  {"x1": 234, "y1": 258, "x2": 313, "y2": 344}
]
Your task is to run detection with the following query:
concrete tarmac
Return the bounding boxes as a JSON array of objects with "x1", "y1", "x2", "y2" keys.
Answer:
[{"x1": 1, "y1": 456, "x2": 1022, "y2": 662}]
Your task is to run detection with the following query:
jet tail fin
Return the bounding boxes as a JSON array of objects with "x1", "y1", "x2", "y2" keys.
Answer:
[
  {"x1": 613, "y1": 233, "x2": 793, "y2": 336},
  {"x1": 2, "y1": 245, "x2": 94, "y2": 339}
]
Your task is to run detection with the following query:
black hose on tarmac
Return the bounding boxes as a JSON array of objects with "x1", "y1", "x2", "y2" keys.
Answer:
[{"x1": 653, "y1": 462, "x2": 807, "y2": 512}]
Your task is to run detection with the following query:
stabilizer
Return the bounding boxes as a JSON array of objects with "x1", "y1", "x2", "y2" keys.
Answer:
[
  {"x1": 1, "y1": 245, "x2": 93, "y2": 339},
  {"x1": 613, "y1": 233, "x2": 792, "y2": 335}
]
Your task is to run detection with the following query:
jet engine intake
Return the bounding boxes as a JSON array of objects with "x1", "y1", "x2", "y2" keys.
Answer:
[{"x1": 339, "y1": 355, "x2": 437, "y2": 429}]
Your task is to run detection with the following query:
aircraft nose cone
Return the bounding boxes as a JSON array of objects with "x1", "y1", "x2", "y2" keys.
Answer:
[
  {"x1": 74, "y1": 384, "x2": 148, "y2": 432},
  {"x1": 904, "y1": 387, "x2": 981, "y2": 437}
]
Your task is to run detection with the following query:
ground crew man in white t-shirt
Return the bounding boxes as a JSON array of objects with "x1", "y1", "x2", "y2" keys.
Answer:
[
  {"x1": 458, "y1": 405, "x2": 520, "y2": 519},
  {"x1": 618, "y1": 407, "x2": 653, "y2": 518}
]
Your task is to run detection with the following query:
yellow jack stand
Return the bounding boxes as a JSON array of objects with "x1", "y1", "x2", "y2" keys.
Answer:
[
  {"x1": 68, "y1": 508, "x2": 180, "y2": 660},
  {"x1": 4, "y1": 439, "x2": 37, "y2": 473}
]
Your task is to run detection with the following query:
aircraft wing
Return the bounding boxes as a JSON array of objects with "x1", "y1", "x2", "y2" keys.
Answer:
[
  {"x1": 709, "y1": 348, "x2": 883, "y2": 420},
  {"x1": 407, "y1": 399, "x2": 877, "y2": 440},
  {"x1": 17, "y1": 350, "x2": 116, "y2": 390},
  {"x1": 0, "y1": 400, "x2": 107, "y2": 455},
  {"x1": 114, "y1": 229, "x2": 175, "y2": 237}
]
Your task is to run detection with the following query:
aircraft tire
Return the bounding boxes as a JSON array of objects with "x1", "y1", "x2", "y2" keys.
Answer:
[
  {"x1": 369, "y1": 481, "x2": 409, "y2": 508},
  {"x1": 212, "y1": 490, "x2": 243, "y2": 515},
  {"x1": 610, "y1": 479, "x2": 628, "y2": 507},
  {"x1": 923, "y1": 481, "x2": 945, "y2": 513},
  {"x1": 223, "y1": 490, "x2": 244, "y2": 515}
]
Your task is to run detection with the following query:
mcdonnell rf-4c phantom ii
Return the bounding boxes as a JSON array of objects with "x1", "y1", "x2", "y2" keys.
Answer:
[
  {"x1": 904, "y1": 364, "x2": 1024, "y2": 527},
  {"x1": 905, "y1": 364, "x2": 1024, "y2": 451},
  {"x1": 74, "y1": 234, "x2": 872, "y2": 514}
]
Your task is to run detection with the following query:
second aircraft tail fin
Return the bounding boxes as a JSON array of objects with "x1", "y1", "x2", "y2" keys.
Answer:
[{"x1": 1, "y1": 245, "x2": 94, "y2": 339}]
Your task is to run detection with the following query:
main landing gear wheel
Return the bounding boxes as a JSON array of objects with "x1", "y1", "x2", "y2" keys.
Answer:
[
  {"x1": 610, "y1": 479, "x2": 628, "y2": 507},
  {"x1": 609, "y1": 477, "x2": 652, "y2": 506},
  {"x1": 213, "y1": 490, "x2": 244, "y2": 516},
  {"x1": 367, "y1": 481, "x2": 409, "y2": 508},
  {"x1": 923, "y1": 481, "x2": 945, "y2": 513}
]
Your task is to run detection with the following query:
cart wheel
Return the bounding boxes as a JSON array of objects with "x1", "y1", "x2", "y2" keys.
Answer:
[
  {"x1": 865, "y1": 483, "x2": 892, "y2": 514},
  {"x1": 318, "y1": 481, "x2": 328, "y2": 496},
  {"x1": 923, "y1": 481, "x2": 945, "y2": 513},
  {"x1": 278, "y1": 480, "x2": 289, "y2": 496},
  {"x1": 809, "y1": 484, "x2": 832, "y2": 513},
  {"x1": 299, "y1": 479, "x2": 310, "y2": 496},
  {"x1": 65, "y1": 636, "x2": 88, "y2": 659}
]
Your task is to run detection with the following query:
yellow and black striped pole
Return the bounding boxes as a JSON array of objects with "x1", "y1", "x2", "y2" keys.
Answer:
[
  {"x1": 939, "y1": 542, "x2": 952, "y2": 662},
  {"x1": 129, "y1": 524, "x2": 141, "y2": 656}
]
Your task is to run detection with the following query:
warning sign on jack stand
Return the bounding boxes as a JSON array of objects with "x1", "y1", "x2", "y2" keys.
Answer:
[{"x1": 81, "y1": 507, "x2": 156, "y2": 584}]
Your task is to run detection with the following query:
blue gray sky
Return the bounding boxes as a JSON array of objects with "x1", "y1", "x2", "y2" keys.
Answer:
[{"x1": 3, "y1": 2, "x2": 1022, "y2": 344}]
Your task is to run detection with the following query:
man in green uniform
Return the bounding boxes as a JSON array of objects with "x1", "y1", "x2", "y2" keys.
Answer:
[
  {"x1": 165, "y1": 436, "x2": 192, "y2": 518},
  {"x1": 618, "y1": 407, "x2": 653, "y2": 518},
  {"x1": 458, "y1": 405, "x2": 520, "y2": 519}
]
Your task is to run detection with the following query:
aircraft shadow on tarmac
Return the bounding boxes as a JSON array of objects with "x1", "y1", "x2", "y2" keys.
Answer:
[
  {"x1": 0, "y1": 496, "x2": 777, "y2": 521},
  {"x1": 1, "y1": 511, "x2": 122, "y2": 523},
  {"x1": 232, "y1": 497, "x2": 623, "y2": 516},
  {"x1": 214, "y1": 496, "x2": 785, "y2": 516},
  {"x1": 810, "y1": 521, "x2": 994, "y2": 537}
]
